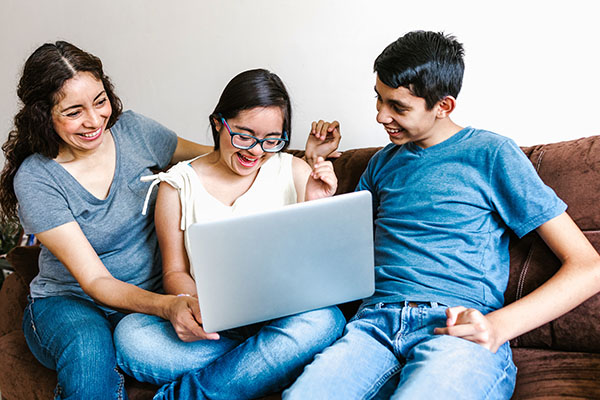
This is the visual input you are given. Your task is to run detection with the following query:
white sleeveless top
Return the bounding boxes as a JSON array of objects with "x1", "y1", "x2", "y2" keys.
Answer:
[{"x1": 141, "y1": 152, "x2": 297, "y2": 278}]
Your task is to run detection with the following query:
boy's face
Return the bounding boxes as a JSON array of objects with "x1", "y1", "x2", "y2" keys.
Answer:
[{"x1": 375, "y1": 76, "x2": 441, "y2": 148}]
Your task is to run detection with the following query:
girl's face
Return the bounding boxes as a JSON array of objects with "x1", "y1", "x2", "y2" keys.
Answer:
[
  {"x1": 215, "y1": 106, "x2": 285, "y2": 176},
  {"x1": 51, "y1": 71, "x2": 112, "y2": 155}
]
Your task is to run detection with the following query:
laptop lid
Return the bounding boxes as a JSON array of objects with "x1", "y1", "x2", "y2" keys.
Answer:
[{"x1": 186, "y1": 190, "x2": 375, "y2": 333}]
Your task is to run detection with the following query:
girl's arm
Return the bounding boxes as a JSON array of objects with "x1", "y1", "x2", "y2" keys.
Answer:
[{"x1": 154, "y1": 181, "x2": 219, "y2": 341}]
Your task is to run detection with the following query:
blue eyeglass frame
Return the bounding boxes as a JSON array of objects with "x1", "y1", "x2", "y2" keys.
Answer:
[{"x1": 221, "y1": 117, "x2": 289, "y2": 153}]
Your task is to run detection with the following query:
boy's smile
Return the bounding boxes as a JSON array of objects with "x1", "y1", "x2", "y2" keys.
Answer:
[{"x1": 375, "y1": 76, "x2": 453, "y2": 149}]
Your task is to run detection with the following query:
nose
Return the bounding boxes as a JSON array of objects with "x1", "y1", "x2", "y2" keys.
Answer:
[
  {"x1": 247, "y1": 143, "x2": 265, "y2": 156},
  {"x1": 83, "y1": 108, "x2": 102, "y2": 128},
  {"x1": 376, "y1": 104, "x2": 392, "y2": 125}
]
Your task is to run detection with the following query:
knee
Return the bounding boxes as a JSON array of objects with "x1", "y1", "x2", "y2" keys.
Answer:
[
  {"x1": 281, "y1": 306, "x2": 346, "y2": 347},
  {"x1": 305, "y1": 306, "x2": 346, "y2": 339},
  {"x1": 114, "y1": 313, "x2": 164, "y2": 364}
]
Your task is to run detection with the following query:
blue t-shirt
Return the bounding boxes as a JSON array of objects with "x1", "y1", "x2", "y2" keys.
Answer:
[
  {"x1": 14, "y1": 111, "x2": 178, "y2": 300},
  {"x1": 357, "y1": 127, "x2": 566, "y2": 313}
]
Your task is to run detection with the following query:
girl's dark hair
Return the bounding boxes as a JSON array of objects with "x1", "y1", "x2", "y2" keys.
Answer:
[
  {"x1": 0, "y1": 41, "x2": 122, "y2": 223},
  {"x1": 209, "y1": 69, "x2": 291, "y2": 151}
]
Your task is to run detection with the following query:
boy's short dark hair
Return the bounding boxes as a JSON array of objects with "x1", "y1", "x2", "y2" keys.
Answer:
[{"x1": 374, "y1": 31, "x2": 465, "y2": 109}]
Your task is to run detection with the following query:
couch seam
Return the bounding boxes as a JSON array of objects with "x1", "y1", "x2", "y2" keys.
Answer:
[
  {"x1": 516, "y1": 239, "x2": 535, "y2": 302},
  {"x1": 534, "y1": 147, "x2": 546, "y2": 172}
]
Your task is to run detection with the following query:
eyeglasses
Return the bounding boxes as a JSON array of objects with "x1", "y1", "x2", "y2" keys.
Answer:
[{"x1": 221, "y1": 118, "x2": 288, "y2": 153}]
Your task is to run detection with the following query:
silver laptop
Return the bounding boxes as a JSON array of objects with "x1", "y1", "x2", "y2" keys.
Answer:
[{"x1": 186, "y1": 190, "x2": 375, "y2": 333}]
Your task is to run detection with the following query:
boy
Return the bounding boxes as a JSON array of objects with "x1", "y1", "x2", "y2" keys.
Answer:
[{"x1": 283, "y1": 31, "x2": 600, "y2": 399}]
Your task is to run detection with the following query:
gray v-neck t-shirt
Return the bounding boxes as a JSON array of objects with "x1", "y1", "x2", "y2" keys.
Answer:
[{"x1": 14, "y1": 110, "x2": 177, "y2": 301}]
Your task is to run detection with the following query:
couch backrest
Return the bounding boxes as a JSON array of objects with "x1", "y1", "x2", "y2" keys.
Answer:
[{"x1": 329, "y1": 135, "x2": 600, "y2": 353}]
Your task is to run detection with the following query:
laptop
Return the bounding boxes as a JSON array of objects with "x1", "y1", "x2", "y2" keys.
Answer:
[{"x1": 186, "y1": 190, "x2": 375, "y2": 333}]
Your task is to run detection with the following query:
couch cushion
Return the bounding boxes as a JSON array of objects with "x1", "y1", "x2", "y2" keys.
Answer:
[
  {"x1": 0, "y1": 329, "x2": 55, "y2": 399},
  {"x1": 512, "y1": 347, "x2": 600, "y2": 399}
]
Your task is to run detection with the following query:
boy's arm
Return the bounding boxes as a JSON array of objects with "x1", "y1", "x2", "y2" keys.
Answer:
[{"x1": 435, "y1": 212, "x2": 600, "y2": 352}]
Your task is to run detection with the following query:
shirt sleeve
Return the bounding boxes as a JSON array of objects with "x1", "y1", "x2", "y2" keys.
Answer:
[
  {"x1": 356, "y1": 152, "x2": 381, "y2": 219},
  {"x1": 489, "y1": 139, "x2": 567, "y2": 238},
  {"x1": 14, "y1": 166, "x2": 74, "y2": 235},
  {"x1": 120, "y1": 111, "x2": 178, "y2": 169}
]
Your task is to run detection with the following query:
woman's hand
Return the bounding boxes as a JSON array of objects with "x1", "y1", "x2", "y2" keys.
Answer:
[
  {"x1": 434, "y1": 306, "x2": 501, "y2": 353},
  {"x1": 305, "y1": 156, "x2": 338, "y2": 201},
  {"x1": 305, "y1": 120, "x2": 341, "y2": 168},
  {"x1": 166, "y1": 295, "x2": 220, "y2": 342}
]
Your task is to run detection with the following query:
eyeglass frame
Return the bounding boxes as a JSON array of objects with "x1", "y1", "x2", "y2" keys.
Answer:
[{"x1": 220, "y1": 117, "x2": 289, "y2": 153}]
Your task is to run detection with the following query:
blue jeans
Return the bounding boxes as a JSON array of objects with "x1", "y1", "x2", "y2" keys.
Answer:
[
  {"x1": 114, "y1": 306, "x2": 345, "y2": 399},
  {"x1": 283, "y1": 302, "x2": 517, "y2": 400},
  {"x1": 22, "y1": 296, "x2": 128, "y2": 400}
]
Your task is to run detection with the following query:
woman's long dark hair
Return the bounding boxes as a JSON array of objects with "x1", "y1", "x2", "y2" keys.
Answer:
[
  {"x1": 0, "y1": 41, "x2": 122, "y2": 223},
  {"x1": 209, "y1": 69, "x2": 292, "y2": 151}
]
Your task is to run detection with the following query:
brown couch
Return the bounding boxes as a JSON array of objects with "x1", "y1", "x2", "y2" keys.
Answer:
[{"x1": 1, "y1": 135, "x2": 600, "y2": 399}]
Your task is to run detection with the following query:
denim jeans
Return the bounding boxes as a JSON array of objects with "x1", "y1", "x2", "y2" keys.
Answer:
[
  {"x1": 22, "y1": 296, "x2": 128, "y2": 400},
  {"x1": 283, "y1": 302, "x2": 517, "y2": 400},
  {"x1": 114, "y1": 306, "x2": 345, "y2": 400}
]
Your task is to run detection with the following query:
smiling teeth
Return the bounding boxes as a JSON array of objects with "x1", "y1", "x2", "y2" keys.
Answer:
[{"x1": 81, "y1": 128, "x2": 100, "y2": 138}]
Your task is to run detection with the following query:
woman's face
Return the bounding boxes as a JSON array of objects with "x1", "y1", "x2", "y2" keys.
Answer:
[
  {"x1": 52, "y1": 71, "x2": 112, "y2": 154},
  {"x1": 216, "y1": 106, "x2": 285, "y2": 176}
]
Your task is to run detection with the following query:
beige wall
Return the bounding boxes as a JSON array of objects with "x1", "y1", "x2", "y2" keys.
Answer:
[{"x1": 1, "y1": 0, "x2": 598, "y2": 161}]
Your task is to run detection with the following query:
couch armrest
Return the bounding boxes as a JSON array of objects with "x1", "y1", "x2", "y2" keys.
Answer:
[{"x1": 0, "y1": 246, "x2": 40, "y2": 336}]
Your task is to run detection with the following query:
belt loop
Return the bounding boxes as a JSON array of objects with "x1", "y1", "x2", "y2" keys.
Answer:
[{"x1": 430, "y1": 301, "x2": 438, "y2": 308}]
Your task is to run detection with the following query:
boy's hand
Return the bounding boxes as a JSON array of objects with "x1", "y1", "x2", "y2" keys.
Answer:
[
  {"x1": 167, "y1": 295, "x2": 220, "y2": 342},
  {"x1": 434, "y1": 306, "x2": 501, "y2": 353},
  {"x1": 305, "y1": 120, "x2": 342, "y2": 168},
  {"x1": 305, "y1": 156, "x2": 338, "y2": 201}
]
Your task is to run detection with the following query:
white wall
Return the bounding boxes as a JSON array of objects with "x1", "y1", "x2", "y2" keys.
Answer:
[{"x1": 1, "y1": 0, "x2": 598, "y2": 158}]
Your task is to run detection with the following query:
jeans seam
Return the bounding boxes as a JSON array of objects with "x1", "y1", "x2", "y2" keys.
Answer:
[
  {"x1": 115, "y1": 367, "x2": 125, "y2": 400},
  {"x1": 481, "y1": 345, "x2": 516, "y2": 399},
  {"x1": 362, "y1": 364, "x2": 402, "y2": 400},
  {"x1": 25, "y1": 300, "x2": 55, "y2": 359}
]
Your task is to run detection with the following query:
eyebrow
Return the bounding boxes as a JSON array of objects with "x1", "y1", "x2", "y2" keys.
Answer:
[
  {"x1": 59, "y1": 90, "x2": 107, "y2": 113},
  {"x1": 231, "y1": 124, "x2": 283, "y2": 137},
  {"x1": 374, "y1": 86, "x2": 410, "y2": 110}
]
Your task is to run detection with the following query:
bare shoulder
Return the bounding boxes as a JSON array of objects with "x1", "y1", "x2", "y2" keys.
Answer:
[{"x1": 291, "y1": 155, "x2": 311, "y2": 175}]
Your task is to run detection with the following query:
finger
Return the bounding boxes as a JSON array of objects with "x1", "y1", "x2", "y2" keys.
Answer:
[
  {"x1": 315, "y1": 120, "x2": 325, "y2": 139},
  {"x1": 445, "y1": 306, "x2": 467, "y2": 326},
  {"x1": 312, "y1": 156, "x2": 326, "y2": 168},
  {"x1": 310, "y1": 121, "x2": 317, "y2": 135},
  {"x1": 327, "y1": 120, "x2": 340, "y2": 132}
]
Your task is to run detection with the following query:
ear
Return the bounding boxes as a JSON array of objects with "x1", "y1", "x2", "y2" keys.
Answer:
[
  {"x1": 211, "y1": 115, "x2": 223, "y2": 131},
  {"x1": 435, "y1": 96, "x2": 457, "y2": 119}
]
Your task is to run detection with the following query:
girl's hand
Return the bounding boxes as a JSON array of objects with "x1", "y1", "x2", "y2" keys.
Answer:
[{"x1": 305, "y1": 156, "x2": 338, "y2": 201}]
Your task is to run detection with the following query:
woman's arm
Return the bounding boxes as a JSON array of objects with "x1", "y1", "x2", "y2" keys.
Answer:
[
  {"x1": 35, "y1": 223, "x2": 183, "y2": 318},
  {"x1": 170, "y1": 137, "x2": 212, "y2": 165},
  {"x1": 154, "y1": 181, "x2": 219, "y2": 341},
  {"x1": 35, "y1": 213, "x2": 218, "y2": 342}
]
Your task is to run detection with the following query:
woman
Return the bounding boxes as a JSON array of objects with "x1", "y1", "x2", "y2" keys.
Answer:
[
  {"x1": 115, "y1": 69, "x2": 346, "y2": 400},
  {"x1": 0, "y1": 42, "x2": 338, "y2": 400}
]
